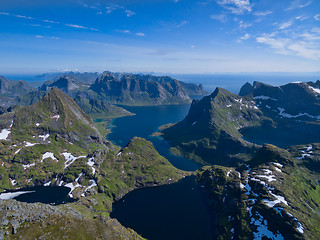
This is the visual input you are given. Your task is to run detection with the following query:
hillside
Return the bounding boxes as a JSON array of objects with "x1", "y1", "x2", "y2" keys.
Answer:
[
  {"x1": 0, "y1": 88, "x2": 186, "y2": 238},
  {"x1": 196, "y1": 144, "x2": 320, "y2": 239},
  {"x1": 161, "y1": 87, "x2": 268, "y2": 166}
]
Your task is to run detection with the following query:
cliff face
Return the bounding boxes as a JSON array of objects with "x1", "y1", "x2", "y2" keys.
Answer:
[
  {"x1": 0, "y1": 76, "x2": 34, "y2": 108},
  {"x1": 90, "y1": 73, "x2": 192, "y2": 105}
]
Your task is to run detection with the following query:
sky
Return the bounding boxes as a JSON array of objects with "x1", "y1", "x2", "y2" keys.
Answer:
[{"x1": 0, "y1": 0, "x2": 320, "y2": 74}]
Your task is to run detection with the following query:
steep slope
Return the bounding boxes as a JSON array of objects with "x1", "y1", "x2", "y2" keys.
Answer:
[
  {"x1": 90, "y1": 73, "x2": 191, "y2": 105},
  {"x1": 12, "y1": 87, "x2": 104, "y2": 147},
  {"x1": 0, "y1": 76, "x2": 34, "y2": 108},
  {"x1": 239, "y1": 81, "x2": 320, "y2": 146},
  {"x1": 162, "y1": 87, "x2": 269, "y2": 166},
  {"x1": 0, "y1": 88, "x2": 186, "y2": 238},
  {"x1": 20, "y1": 77, "x2": 133, "y2": 120},
  {"x1": 40, "y1": 76, "x2": 82, "y2": 93},
  {"x1": 196, "y1": 144, "x2": 320, "y2": 240}
]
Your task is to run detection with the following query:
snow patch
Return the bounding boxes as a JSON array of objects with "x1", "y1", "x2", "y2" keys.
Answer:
[
  {"x1": 0, "y1": 129, "x2": 11, "y2": 140},
  {"x1": 25, "y1": 142, "x2": 38, "y2": 147},
  {"x1": 41, "y1": 152, "x2": 57, "y2": 162},
  {"x1": 44, "y1": 181, "x2": 51, "y2": 186},
  {"x1": 23, "y1": 163, "x2": 35, "y2": 170},
  {"x1": 254, "y1": 95, "x2": 277, "y2": 101},
  {"x1": 10, "y1": 179, "x2": 17, "y2": 186},
  {"x1": 65, "y1": 173, "x2": 83, "y2": 198},
  {"x1": 51, "y1": 115, "x2": 60, "y2": 120},
  {"x1": 263, "y1": 191, "x2": 288, "y2": 208},
  {"x1": 87, "y1": 157, "x2": 96, "y2": 175},
  {"x1": 39, "y1": 134, "x2": 50, "y2": 141},
  {"x1": 273, "y1": 162, "x2": 283, "y2": 168},
  {"x1": 256, "y1": 174, "x2": 276, "y2": 182},
  {"x1": 308, "y1": 86, "x2": 320, "y2": 95},
  {"x1": 62, "y1": 152, "x2": 86, "y2": 169},
  {"x1": 81, "y1": 180, "x2": 97, "y2": 197},
  {"x1": 0, "y1": 190, "x2": 35, "y2": 200},
  {"x1": 275, "y1": 167, "x2": 282, "y2": 172}
]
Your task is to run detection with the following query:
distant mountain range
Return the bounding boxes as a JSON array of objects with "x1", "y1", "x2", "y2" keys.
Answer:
[{"x1": 0, "y1": 71, "x2": 207, "y2": 120}]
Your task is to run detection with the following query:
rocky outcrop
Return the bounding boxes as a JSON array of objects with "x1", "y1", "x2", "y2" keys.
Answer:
[{"x1": 0, "y1": 199, "x2": 143, "y2": 240}]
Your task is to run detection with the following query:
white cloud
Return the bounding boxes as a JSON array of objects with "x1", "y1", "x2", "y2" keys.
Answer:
[
  {"x1": 314, "y1": 14, "x2": 320, "y2": 21},
  {"x1": 210, "y1": 14, "x2": 227, "y2": 22},
  {"x1": 285, "y1": 0, "x2": 313, "y2": 11},
  {"x1": 136, "y1": 32, "x2": 145, "y2": 36},
  {"x1": 240, "y1": 33, "x2": 250, "y2": 39},
  {"x1": 15, "y1": 14, "x2": 34, "y2": 19},
  {"x1": 256, "y1": 31, "x2": 320, "y2": 60},
  {"x1": 117, "y1": 30, "x2": 131, "y2": 34},
  {"x1": 0, "y1": 12, "x2": 9, "y2": 15},
  {"x1": 35, "y1": 35, "x2": 44, "y2": 38},
  {"x1": 43, "y1": 19, "x2": 60, "y2": 24},
  {"x1": 239, "y1": 20, "x2": 252, "y2": 29},
  {"x1": 125, "y1": 9, "x2": 135, "y2": 17},
  {"x1": 253, "y1": 10, "x2": 272, "y2": 16},
  {"x1": 65, "y1": 24, "x2": 98, "y2": 31},
  {"x1": 278, "y1": 20, "x2": 294, "y2": 29},
  {"x1": 217, "y1": 0, "x2": 252, "y2": 15}
]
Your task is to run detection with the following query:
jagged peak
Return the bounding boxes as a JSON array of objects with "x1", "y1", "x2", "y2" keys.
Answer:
[{"x1": 239, "y1": 82, "x2": 253, "y2": 96}]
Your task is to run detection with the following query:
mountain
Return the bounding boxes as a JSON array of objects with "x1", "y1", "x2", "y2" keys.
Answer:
[
  {"x1": 196, "y1": 143, "x2": 320, "y2": 239},
  {"x1": 161, "y1": 87, "x2": 270, "y2": 166},
  {"x1": 40, "y1": 76, "x2": 82, "y2": 93},
  {"x1": 0, "y1": 88, "x2": 185, "y2": 238},
  {"x1": 35, "y1": 71, "x2": 102, "y2": 84},
  {"x1": 238, "y1": 81, "x2": 320, "y2": 146},
  {"x1": 162, "y1": 80, "x2": 320, "y2": 165},
  {"x1": 0, "y1": 76, "x2": 34, "y2": 108},
  {"x1": 90, "y1": 73, "x2": 192, "y2": 105}
]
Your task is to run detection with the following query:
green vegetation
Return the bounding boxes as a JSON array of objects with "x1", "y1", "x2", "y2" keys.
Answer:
[
  {"x1": 196, "y1": 144, "x2": 320, "y2": 239},
  {"x1": 0, "y1": 88, "x2": 189, "y2": 239},
  {"x1": 162, "y1": 88, "x2": 264, "y2": 166}
]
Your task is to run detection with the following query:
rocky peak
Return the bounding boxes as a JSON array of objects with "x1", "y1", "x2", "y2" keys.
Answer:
[
  {"x1": 40, "y1": 76, "x2": 80, "y2": 93},
  {"x1": 239, "y1": 82, "x2": 253, "y2": 96}
]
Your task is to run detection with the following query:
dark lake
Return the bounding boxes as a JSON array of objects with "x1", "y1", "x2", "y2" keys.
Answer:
[
  {"x1": 1, "y1": 186, "x2": 75, "y2": 205},
  {"x1": 110, "y1": 176, "x2": 215, "y2": 240}
]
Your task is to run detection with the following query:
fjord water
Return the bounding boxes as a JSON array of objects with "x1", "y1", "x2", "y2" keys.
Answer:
[
  {"x1": 107, "y1": 104, "x2": 202, "y2": 171},
  {"x1": 108, "y1": 104, "x2": 215, "y2": 239}
]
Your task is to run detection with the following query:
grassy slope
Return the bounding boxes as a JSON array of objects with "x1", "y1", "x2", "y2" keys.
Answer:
[{"x1": 196, "y1": 144, "x2": 320, "y2": 240}]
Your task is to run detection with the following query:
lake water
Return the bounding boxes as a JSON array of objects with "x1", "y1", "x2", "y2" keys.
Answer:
[
  {"x1": 110, "y1": 176, "x2": 214, "y2": 240},
  {"x1": 0, "y1": 186, "x2": 75, "y2": 205}
]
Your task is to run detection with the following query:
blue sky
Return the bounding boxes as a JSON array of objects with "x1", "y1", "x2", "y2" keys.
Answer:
[{"x1": 0, "y1": 0, "x2": 320, "y2": 74}]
